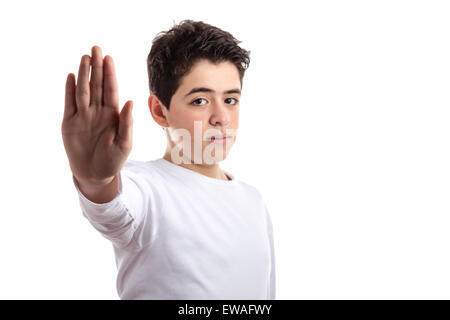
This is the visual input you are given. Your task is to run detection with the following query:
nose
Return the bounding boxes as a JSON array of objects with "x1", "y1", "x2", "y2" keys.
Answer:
[{"x1": 209, "y1": 99, "x2": 230, "y2": 127}]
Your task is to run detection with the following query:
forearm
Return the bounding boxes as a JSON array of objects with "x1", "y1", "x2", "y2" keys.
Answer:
[{"x1": 73, "y1": 169, "x2": 147, "y2": 249}]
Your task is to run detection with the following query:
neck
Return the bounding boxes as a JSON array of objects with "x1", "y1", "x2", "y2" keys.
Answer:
[{"x1": 163, "y1": 152, "x2": 229, "y2": 181}]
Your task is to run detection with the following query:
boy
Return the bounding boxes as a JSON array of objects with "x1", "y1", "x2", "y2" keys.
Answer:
[{"x1": 61, "y1": 20, "x2": 275, "y2": 300}]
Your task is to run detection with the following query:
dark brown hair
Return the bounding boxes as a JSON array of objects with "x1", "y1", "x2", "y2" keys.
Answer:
[{"x1": 147, "y1": 20, "x2": 251, "y2": 109}]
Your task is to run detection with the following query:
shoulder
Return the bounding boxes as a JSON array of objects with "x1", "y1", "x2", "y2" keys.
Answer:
[
  {"x1": 235, "y1": 179, "x2": 272, "y2": 227},
  {"x1": 123, "y1": 159, "x2": 149, "y2": 171},
  {"x1": 121, "y1": 158, "x2": 174, "y2": 189},
  {"x1": 122, "y1": 159, "x2": 157, "y2": 177},
  {"x1": 120, "y1": 159, "x2": 160, "y2": 186},
  {"x1": 235, "y1": 178, "x2": 265, "y2": 202}
]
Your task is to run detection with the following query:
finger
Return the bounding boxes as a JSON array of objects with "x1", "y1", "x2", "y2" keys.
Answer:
[
  {"x1": 90, "y1": 45, "x2": 103, "y2": 106},
  {"x1": 116, "y1": 101, "x2": 133, "y2": 151},
  {"x1": 64, "y1": 73, "x2": 77, "y2": 119},
  {"x1": 76, "y1": 55, "x2": 91, "y2": 110},
  {"x1": 103, "y1": 55, "x2": 119, "y2": 109}
]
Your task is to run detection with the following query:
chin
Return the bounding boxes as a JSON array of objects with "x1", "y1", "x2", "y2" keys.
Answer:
[
  {"x1": 203, "y1": 154, "x2": 228, "y2": 165},
  {"x1": 201, "y1": 144, "x2": 233, "y2": 164}
]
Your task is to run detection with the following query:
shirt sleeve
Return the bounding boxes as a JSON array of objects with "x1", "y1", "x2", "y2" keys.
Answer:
[
  {"x1": 265, "y1": 205, "x2": 276, "y2": 300},
  {"x1": 72, "y1": 168, "x2": 149, "y2": 249}
]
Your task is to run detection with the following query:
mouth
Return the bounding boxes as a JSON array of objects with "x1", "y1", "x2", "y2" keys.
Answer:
[{"x1": 208, "y1": 135, "x2": 233, "y2": 143}]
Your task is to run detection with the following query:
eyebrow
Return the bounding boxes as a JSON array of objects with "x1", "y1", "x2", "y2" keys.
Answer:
[{"x1": 184, "y1": 87, "x2": 241, "y2": 98}]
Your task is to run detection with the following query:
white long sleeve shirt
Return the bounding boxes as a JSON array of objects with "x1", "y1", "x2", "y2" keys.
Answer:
[{"x1": 73, "y1": 158, "x2": 275, "y2": 300}]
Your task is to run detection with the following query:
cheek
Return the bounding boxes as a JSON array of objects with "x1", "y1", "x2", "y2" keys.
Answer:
[
  {"x1": 169, "y1": 109, "x2": 202, "y2": 128},
  {"x1": 230, "y1": 109, "x2": 239, "y2": 127},
  {"x1": 170, "y1": 111, "x2": 208, "y2": 140},
  {"x1": 185, "y1": 115, "x2": 208, "y2": 137}
]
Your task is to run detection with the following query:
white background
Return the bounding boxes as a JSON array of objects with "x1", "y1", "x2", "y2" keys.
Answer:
[{"x1": 0, "y1": 0, "x2": 449, "y2": 299}]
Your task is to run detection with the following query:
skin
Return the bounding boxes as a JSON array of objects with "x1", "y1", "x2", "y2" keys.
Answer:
[
  {"x1": 148, "y1": 58, "x2": 241, "y2": 181},
  {"x1": 62, "y1": 46, "x2": 241, "y2": 203},
  {"x1": 62, "y1": 45, "x2": 133, "y2": 203}
]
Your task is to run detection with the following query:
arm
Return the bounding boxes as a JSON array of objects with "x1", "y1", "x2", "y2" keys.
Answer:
[{"x1": 62, "y1": 46, "x2": 144, "y2": 248}]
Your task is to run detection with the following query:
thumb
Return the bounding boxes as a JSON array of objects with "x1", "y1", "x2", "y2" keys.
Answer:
[{"x1": 117, "y1": 100, "x2": 133, "y2": 151}]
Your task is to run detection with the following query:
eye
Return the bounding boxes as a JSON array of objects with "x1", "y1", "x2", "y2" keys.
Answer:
[
  {"x1": 225, "y1": 97, "x2": 239, "y2": 105},
  {"x1": 191, "y1": 98, "x2": 207, "y2": 106}
]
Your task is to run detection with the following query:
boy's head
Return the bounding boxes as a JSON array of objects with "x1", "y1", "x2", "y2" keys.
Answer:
[{"x1": 147, "y1": 20, "x2": 251, "y2": 165}]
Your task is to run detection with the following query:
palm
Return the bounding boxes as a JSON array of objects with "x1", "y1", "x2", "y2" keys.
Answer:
[{"x1": 61, "y1": 46, "x2": 133, "y2": 183}]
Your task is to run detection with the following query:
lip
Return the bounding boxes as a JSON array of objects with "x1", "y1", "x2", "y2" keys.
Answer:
[{"x1": 208, "y1": 136, "x2": 232, "y2": 144}]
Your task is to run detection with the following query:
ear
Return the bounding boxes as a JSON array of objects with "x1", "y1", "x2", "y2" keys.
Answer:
[{"x1": 148, "y1": 94, "x2": 169, "y2": 128}]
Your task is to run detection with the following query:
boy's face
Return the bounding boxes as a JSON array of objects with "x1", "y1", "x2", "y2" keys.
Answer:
[{"x1": 151, "y1": 59, "x2": 242, "y2": 165}]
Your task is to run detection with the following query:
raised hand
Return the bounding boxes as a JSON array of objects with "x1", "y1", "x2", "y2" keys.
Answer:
[{"x1": 62, "y1": 46, "x2": 133, "y2": 189}]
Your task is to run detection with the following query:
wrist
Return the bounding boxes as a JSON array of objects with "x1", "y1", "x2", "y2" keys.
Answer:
[
  {"x1": 73, "y1": 174, "x2": 119, "y2": 204},
  {"x1": 74, "y1": 175, "x2": 116, "y2": 189}
]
